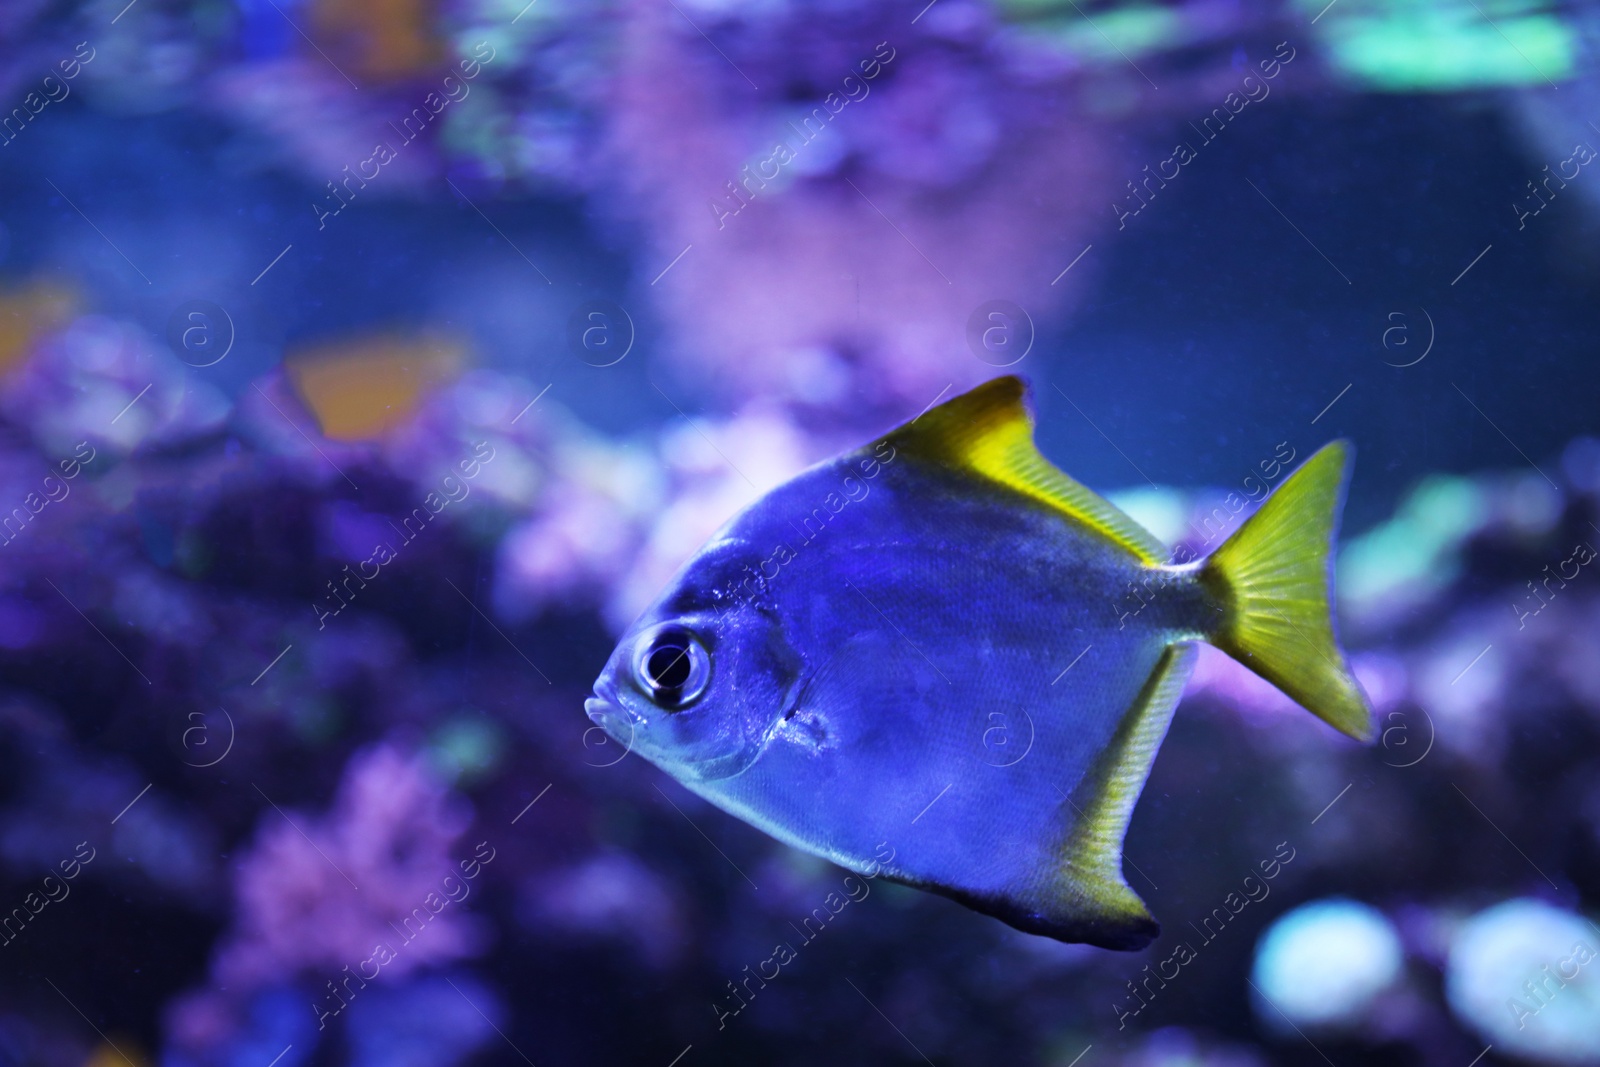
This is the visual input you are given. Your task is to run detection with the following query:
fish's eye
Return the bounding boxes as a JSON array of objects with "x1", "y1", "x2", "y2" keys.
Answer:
[{"x1": 633, "y1": 625, "x2": 710, "y2": 709}]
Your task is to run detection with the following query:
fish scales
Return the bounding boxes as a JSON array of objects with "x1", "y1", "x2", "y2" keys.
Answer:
[{"x1": 698, "y1": 455, "x2": 1207, "y2": 884}]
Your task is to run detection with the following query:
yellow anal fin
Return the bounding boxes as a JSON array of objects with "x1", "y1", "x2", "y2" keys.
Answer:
[
  {"x1": 880, "y1": 376, "x2": 1166, "y2": 565},
  {"x1": 1046, "y1": 643, "x2": 1197, "y2": 949}
]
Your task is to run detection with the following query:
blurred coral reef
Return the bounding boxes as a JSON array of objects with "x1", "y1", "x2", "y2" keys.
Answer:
[
  {"x1": 0, "y1": 0, "x2": 1598, "y2": 1064},
  {"x1": 0, "y1": 272, "x2": 1595, "y2": 1063}
]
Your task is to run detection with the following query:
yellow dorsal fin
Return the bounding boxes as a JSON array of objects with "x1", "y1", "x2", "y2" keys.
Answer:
[{"x1": 880, "y1": 376, "x2": 1166, "y2": 565}]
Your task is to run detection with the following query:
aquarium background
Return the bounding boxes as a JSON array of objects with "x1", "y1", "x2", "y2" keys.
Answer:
[{"x1": 1, "y1": 0, "x2": 1598, "y2": 1064}]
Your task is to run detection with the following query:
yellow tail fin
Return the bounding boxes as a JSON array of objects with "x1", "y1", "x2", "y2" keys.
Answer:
[{"x1": 1198, "y1": 441, "x2": 1373, "y2": 740}]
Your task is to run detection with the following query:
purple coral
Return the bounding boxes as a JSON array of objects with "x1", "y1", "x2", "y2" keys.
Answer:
[{"x1": 213, "y1": 744, "x2": 487, "y2": 988}]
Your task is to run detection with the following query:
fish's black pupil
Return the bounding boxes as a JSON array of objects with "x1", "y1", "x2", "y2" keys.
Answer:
[{"x1": 647, "y1": 640, "x2": 692, "y2": 692}]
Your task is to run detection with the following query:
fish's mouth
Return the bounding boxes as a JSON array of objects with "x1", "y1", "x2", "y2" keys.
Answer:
[
  {"x1": 584, "y1": 696, "x2": 617, "y2": 727},
  {"x1": 583, "y1": 691, "x2": 644, "y2": 768},
  {"x1": 584, "y1": 689, "x2": 641, "y2": 736}
]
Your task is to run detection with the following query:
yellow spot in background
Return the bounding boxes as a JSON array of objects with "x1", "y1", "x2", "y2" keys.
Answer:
[
  {"x1": 310, "y1": 0, "x2": 444, "y2": 82},
  {"x1": 285, "y1": 332, "x2": 465, "y2": 441},
  {"x1": 83, "y1": 1038, "x2": 147, "y2": 1067},
  {"x1": 0, "y1": 279, "x2": 77, "y2": 378}
]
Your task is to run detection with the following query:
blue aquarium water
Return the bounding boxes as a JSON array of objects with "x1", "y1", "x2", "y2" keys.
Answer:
[{"x1": 0, "y1": 2, "x2": 1597, "y2": 1065}]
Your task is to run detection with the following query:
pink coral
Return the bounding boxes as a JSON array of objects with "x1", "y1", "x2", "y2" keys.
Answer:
[
  {"x1": 2, "y1": 313, "x2": 229, "y2": 456},
  {"x1": 597, "y1": 2, "x2": 1114, "y2": 413},
  {"x1": 213, "y1": 744, "x2": 487, "y2": 987}
]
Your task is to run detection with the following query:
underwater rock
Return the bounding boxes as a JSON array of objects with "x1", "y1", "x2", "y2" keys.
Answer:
[
  {"x1": 1250, "y1": 898, "x2": 1404, "y2": 1032},
  {"x1": 1445, "y1": 898, "x2": 1600, "y2": 1065}
]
